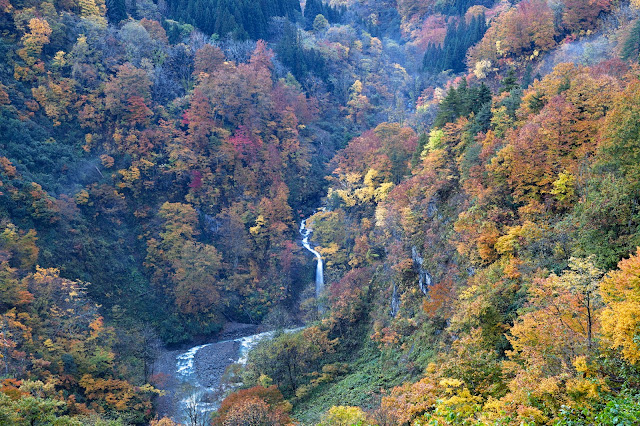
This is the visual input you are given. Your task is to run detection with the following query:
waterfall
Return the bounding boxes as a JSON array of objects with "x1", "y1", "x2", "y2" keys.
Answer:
[
  {"x1": 411, "y1": 246, "x2": 432, "y2": 296},
  {"x1": 390, "y1": 282, "x2": 399, "y2": 317},
  {"x1": 299, "y1": 218, "x2": 325, "y2": 308}
]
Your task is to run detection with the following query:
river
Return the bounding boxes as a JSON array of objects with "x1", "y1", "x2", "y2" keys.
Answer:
[
  {"x1": 154, "y1": 214, "x2": 322, "y2": 424},
  {"x1": 154, "y1": 324, "x2": 304, "y2": 424}
]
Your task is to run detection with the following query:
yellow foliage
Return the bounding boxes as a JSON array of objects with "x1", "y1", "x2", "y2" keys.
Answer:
[
  {"x1": 599, "y1": 248, "x2": 640, "y2": 364},
  {"x1": 363, "y1": 168, "x2": 379, "y2": 187},
  {"x1": 600, "y1": 300, "x2": 640, "y2": 364},
  {"x1": 79, "y1": 0, "x2": 100, "y2": 17},
  {"x1": 74, "y1": 189, "x2": 90, "y2": 205},
  {"x1": 52, "y1": 50, "x2": 66, "y2": 68},
  {"x1": 320, "y1": 405, "x2": 369, "y2": 426},
  {"x1": 495, "y1": 221, "x2": 544, "y2": 256},
  {"x1": 150, "y1": 417, "x2": 179, "y2": 426},
  {"x1": 565, "y1": 376, "x2": 603, "y2": 402},
  {"x1": 551, "y1": 171, "x2": 576, "y2": 203},
  {"x1": 117, "y1": 166, "x2": 141, "y2": 186},
  {"x1": 374, "y1": 182, "x2": 393, "y2": 201},
  {"x1": 573, "y1": 356, "x2": 589, "y2": 376},
  {"x1": 22, "y1": 18, "x2": 52, "y2": 56},
  {"x1": 439, "y1": 377, "x2": 464, "y2": 390},
  {"x1": 333, "y1": 188, "x2": 356, "y2": 207},
  {"x1": 250, "y1": 215, "x2": 266, "y2": 235},
  {"x1": 423, "y1": 128, "x2": 444, "y2": 156},
  {"x1": 318, "y1": 242, "x2": 339, "y2": 257}
]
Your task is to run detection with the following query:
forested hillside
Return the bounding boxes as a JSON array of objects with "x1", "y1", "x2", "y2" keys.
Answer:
[{"x1": 1, "y1": 0, "x2": 640, "y2": 424}]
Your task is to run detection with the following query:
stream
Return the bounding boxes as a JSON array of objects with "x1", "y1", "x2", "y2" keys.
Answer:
[
  {"x1": 155, "y1": 214, "x2": 323, "y2": 424},
  {"x1": 155, "y1": 326, "x2": 304, "y2": 424}
]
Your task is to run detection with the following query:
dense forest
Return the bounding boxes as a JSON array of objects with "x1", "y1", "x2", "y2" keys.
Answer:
[{"x1": 1, "y1": 0, "x2": 640, "y2": 424}]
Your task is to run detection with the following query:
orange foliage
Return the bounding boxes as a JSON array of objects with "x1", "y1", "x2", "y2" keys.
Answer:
[
  {"x1": 379, "y1": 371, "x2": 440, "y2": 424},
  {"x1": 139, "y1": 18, "x2": 168, "y2": 43},
  {"x1": 469, "y1": 0, "x2": 555, "y2": 62},
  {"x1": 422, "y1": 277, "x2": 456, "y2": 319},
  {"x1": 600, "y1": 248, "x2": 640, "y2": 364},
  {"x1": 193, "y1": 44, "x2": 225, "y2": 76},
  {"x1": 562, "y1": 0, "x2": 612, "y2": 33},
  {"x1": 213, "y1": 385, "x2": 292, "y2": 426}
]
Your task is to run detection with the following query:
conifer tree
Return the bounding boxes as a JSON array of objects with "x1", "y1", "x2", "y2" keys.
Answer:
[
  {"x1": 622, "y1": 19, "x2": 640, "y2": 62},
  {"x1": 106, "y1": 0, "x2": 126, "y2": 23}
]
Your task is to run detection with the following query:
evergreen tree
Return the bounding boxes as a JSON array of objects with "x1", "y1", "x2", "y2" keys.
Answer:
[
  {"x1": 622, "y1": 19, "x2": 640, "y2": 62},
  {"x1": 436, "y1": 0, "x2": 495, "y2": 15},
  {"x1": 305, "y1": 0, "x2": 323, "y2": 29},
  {"x1": 105, "y1": 0, "x2": 127, "y2": 24},
  {"x1": 499, "y1": 69, "x2": 519, "y2": 94},
  {"x1": 411, "y1": 132, "x2": 429, "y2": 167},
  {"x1": 304, "y1": 0, "x2": 343, "y2": 29},
  {"x1": 471, "y1": 102, "x2": 492, "y2": 134},
  {"x1": 276, "y1": 21, "x2": 327, "y2": 81},
  {"x1": 434, "y1": 86, "x2": 461, "y2": 128},
  {"x1": 422, "y1": 13, "x2": 486, "y2": 74},
  {"x1": 164, "y1": 0, "x2": 301, "y2": 40},
  {"x1": 434, "y1": 81, "x2": 492, "y2": 128}
]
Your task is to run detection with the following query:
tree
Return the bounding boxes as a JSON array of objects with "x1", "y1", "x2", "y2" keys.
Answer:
[
  {"x1": 562, "y1": 0, "x2": 611, "y2": 34},
  {"x1": 213, "y1": 385, "x2": 292, "y2": 426},
  {"x1": 600, "y1": 248, "x2": 640, "y2": 364},
  {"x1": 172, "y1": 241, "x2": 222, "y2": 314},
  {"x1": 106, "y1": 0, "x2": 127, "y2": 23},
  {"x1": 193, "y1": 44, "x2": 225, "y2": 76},
  {"x1": 321, "y1": 406, "x2": 369, "y2": 425},
  {"x1": 599, "y1": 79, "x2": 640, "y2": 190},
  {"x1": 313, "y1": 14, "x2": 329, "y2": 33},
  {"x1": 347, "y1": 80, "x2": 373, "y2": 127},
  {"x1": 507, "y1": 257, "x2": 603, "y2": 379},
  {"x1": 247, "y1": 327, "x2": 336, "y2": 394},
  {"x1": 14, "y1": 18, "x2": 52, "y2": 81}
]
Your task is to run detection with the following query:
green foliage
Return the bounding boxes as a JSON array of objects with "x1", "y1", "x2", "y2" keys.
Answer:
[
  {"x1": 0, "y1": 393, "x2": 82, "y2": 426},
  {"x1": 556, "y1": 393, "x2": 640, "y2": 426},
  {"x1": 0, "y1": 0, "x2": 639, "y2": 424},
  {"x1": 433, "y1": 80, "x2": 492, "y2": 128},
  {"x1": 292, "y1": 340, "x2": 414, "y2": 424},
  {"x1": 423, "y1": 13, "x2": 487, "y2": 74},
  {"x1": 411, "y1": 132, "x2": 429, "y2": 168},
  {"x1": 165, "y1": 0, "x2": 301, "y2": 39},
  {"x1": 621, "y1": 19, "x2": 640, "y2": 62},
  {"x1": 276, "y1": 21, "x2": 328, "y2": 82},
  {"x1": 246, "y1": 327, "x2": 337, "y2": 395},
  {"x1": 568, "y1": 174, "x2": 640, "y2": 270},
  {"x1": 304, "y1": 0, "x2": 344, "y2": 30}
]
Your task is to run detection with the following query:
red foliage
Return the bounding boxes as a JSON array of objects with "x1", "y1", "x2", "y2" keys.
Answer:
[
  {"x1": 229, "y1": 125, "x2": 263, "y2": 157},
  {"x1": 188, "y1": 171, "x2": 202, "y2": 189},
  {"x1": 127, "y1": 96, "x2": 153, "y2": 125}
]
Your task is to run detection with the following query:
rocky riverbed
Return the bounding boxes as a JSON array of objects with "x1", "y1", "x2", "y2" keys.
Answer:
[
  {"x1": 153, "y1": 323, "x2": 262, "y2": 423},
  {"x1": 153, "y1": 323, "x2": 305, "y2": 424}
]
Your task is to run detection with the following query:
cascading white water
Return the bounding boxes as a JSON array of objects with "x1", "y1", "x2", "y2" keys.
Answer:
[
  {"x1": 299, "y1": 218, "x2": 324, "y2": 305},
  {"x1": 172, "y1": 327, "x2": 304, "y2": 423},
  {"x1": 411, "y1": 246, "x2": 432, "y2": 296}
]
